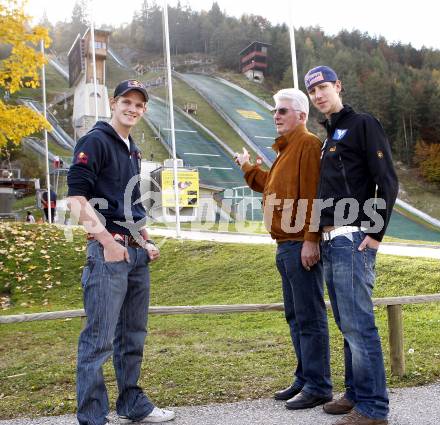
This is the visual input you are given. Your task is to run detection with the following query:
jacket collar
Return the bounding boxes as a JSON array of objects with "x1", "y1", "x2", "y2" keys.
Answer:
[
  {"x1": 320, "y1": 104, "x2": 354, "y2": 136},
  {"x1": 272, "y1": 123, "x2": 307, "y2": 153},
  {"x1": 92, "y1": 120, "x2": 137, "y2": 153}
]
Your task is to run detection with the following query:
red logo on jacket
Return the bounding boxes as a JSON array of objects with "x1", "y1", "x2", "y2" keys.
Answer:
[{"x1": 76, "y1": 152, "x2": 88, "y2": 164}]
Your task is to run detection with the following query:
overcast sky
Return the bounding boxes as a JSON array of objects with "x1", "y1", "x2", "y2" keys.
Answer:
[{"x1": 26, "y1": 0, "x2": 440, "y2": 50}]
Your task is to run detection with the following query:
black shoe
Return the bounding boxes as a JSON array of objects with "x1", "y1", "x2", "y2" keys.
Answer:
[
  {"x1": 274, "y1": 385, "x2": 302, "y2": 401},
  {"x1": 285, "y1": 391, "x2": 332, "y2": 410}
]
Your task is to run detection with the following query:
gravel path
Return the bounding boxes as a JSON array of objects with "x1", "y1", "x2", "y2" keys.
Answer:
[{"x1": 1, "y1": 382, "x2": 439, "y2": 425}]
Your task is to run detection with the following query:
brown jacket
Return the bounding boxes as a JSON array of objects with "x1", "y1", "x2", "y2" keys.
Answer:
[{"x1": 242, "y1": 124, "x2": 321, "y2": 243}]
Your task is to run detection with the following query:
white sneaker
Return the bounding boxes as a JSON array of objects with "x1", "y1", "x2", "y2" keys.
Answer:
[{"x1": 119, "y1": 406, "x2": 176, "y2": 423}]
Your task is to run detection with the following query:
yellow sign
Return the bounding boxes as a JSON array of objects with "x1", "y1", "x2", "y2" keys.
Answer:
[
  {"x1": 161, "y1": 170, "x2": 199, "y2": 207},
  {"x1": 236, "y1": 109, "x2": 264, "y2": 120}
]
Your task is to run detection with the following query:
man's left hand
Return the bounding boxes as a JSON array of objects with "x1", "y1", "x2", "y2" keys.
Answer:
[
  {"x1": 358, "y1": 235, "x2": 380, "y2": 251},
  {"x1": 301, "y1": 240, "x2": 320, "y2": 270},
  {"x1": 146, "y1": 242, "x2": 160, "y2": 262},
  {"x1": 140, "y1": 229, "x2": 160, "y2": 262}
]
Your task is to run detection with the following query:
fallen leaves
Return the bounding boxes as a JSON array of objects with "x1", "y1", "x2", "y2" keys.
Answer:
[
  {"x1": 0, "y1": 222, "x2": 87, "y2": 310},
  {"x1": 0, "y1": 295, "x2": 11, "y2": 309}
]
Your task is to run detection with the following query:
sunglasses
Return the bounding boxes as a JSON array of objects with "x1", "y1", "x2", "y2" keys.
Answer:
[
  {"x1": 272, "y1": 107, "x2": 303, "y2": 116},
  {"x1": 271, "y1": 107, "x2": 290, "y2": 116}
]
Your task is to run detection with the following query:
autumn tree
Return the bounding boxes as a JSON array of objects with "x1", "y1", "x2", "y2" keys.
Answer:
[
  {"x1": 415, "y1": 141, "x2": 440, "y2": 184},
  {"x1": 0, "y1": 0, "x2": 51, "y2": 148}
]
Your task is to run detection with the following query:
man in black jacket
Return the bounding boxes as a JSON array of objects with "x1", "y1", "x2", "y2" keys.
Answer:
[
  {"x1": 304, "y1": 66, "x2": 398, "y2": 425},
  {"x1": 67, "y1": 80, "x2": 175, "y2": 425}
]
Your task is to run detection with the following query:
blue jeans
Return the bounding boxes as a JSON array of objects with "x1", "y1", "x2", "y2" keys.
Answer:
[
  {"x1": 77, "y1": 240, "x2": 154, "y2": 425},
  {"x1": 322, "y1": 231, "x2": 389, "y2": 420},
  {"x1": 276, "y1": 240, "x2": 332, "y2": 397}
]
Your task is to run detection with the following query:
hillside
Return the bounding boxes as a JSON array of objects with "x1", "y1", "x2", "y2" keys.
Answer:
[
  {"x1": 14, "y1": 57, "x2": 440, "y2": 224},
  {"x1": 397, "y1": 167, "x2": 440, "y2": 220}
]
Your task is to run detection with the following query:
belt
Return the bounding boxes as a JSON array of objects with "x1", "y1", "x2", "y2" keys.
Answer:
[
  {"x1": 87, "y1": 232, "x2": 142, "y2": 248},
  {"x1": 321, "y1": 226, "x2": 365, "y2": 242}
]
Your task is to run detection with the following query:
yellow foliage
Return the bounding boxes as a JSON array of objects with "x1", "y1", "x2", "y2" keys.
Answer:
[
  {"x1": 0, "y1": 0, "x2": 52, "y2": 147},
  {"x1": 415, "y1": 140, "x2": 440, "y2": 184},
  {"x1": 0, "y1": 101, "x2": 50, "y2": 145}
]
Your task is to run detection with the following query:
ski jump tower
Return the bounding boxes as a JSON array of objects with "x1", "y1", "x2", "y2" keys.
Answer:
[{"x1": 68, "y1": 28, "x2": 112, "y2": 140}]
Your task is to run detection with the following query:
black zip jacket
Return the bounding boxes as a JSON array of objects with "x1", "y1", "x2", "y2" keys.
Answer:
[
  {"x1": 67, "y1": 121, "x2": 146, "y2": 236},
  {"x1": 317, "y1": 105, "x2": 398, "y2": 241}
]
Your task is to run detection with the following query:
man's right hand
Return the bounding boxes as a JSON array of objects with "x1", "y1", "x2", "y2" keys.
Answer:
[
  {"x1": 234, "y1": 147, "x2": 251, "y2": 168},
  {"x1": 301, "y1": 240, "x2": 320, "y2": 270},
  {"x1": 103, "y1": 239, "x2": 130, "y2": 263}
]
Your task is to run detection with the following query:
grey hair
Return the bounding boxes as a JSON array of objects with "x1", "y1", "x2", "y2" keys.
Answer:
[{"x1": 273, "y1": 88, "x2": 309, "y2": 118}]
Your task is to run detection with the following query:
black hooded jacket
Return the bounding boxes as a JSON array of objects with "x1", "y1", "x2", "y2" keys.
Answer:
[
  {"x1": 67, "y1": 121, "x2": 146, "y2": 235},
  {"x1": 318, "y1": 105, "x2": 398, "y2": 241}
]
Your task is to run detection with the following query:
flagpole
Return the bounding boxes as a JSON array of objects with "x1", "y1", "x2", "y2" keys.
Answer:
[
  {"x1": 90, "y1": 20, "x2": 99, "y2": 122},
  {"x1": 40, "y1": 39, "x2": 52, "y2": 224},
  {"x1": 288, "y1": 4, "x2": 299, "y2": 89},
  {"x1": 162, "y1": 0, "x2": 181, "y2": 237}
]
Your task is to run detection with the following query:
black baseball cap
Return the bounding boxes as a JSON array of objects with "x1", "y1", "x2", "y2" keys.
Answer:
[{"x1": 113, "y1": 79, "x2": 149, "y2": 102}]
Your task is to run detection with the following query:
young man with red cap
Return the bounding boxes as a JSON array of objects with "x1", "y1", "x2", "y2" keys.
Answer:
[
  {"x1": 304, "y1": 66, "x2": 398, "y2": 425},
  {"x1": 68, "y1": 80, "x2": 175, "y2": 424}
]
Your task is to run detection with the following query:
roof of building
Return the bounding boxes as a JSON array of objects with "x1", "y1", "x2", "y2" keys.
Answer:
[{"x1": 239, "y1": 41, "x2": 271, "y2": 55}]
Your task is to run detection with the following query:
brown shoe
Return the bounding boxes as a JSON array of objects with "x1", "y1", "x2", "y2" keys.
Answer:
[
  {"x1": 323, "y1": 396, "x2": 355, "y2": 415},
  {"x1": 332, "y1": 410, "x2": 388, "y2": 425}
]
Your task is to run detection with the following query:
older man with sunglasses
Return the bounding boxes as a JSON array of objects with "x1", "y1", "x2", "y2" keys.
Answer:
[{"x1": 235, "y1": 88, "x2": 333, "y2": 410}]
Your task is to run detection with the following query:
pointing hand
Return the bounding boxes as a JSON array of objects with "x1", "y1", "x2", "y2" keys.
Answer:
[{"x1": 234, "y1": 147, "x2": 250, "y2": 167}]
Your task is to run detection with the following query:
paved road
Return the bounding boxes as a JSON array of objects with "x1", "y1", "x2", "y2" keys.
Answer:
[
  {"x1": 150, "y1": 228, "x2": 440, "y2": 259},
  {"x1": 1, "y1": 382, "x2": 439, "y2": 424}
]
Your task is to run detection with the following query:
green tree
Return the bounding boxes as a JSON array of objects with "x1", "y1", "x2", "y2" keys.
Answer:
[{"x1": 51, "y1": 0, "x2": 89, "y2": 53}]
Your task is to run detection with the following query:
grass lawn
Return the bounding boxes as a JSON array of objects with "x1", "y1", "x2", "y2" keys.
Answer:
[
  {"x1": 382, "y1": 236, "x2": 440, "y2": 246},
  {"x1": 0, "y1": 223, "x2": 439, "y2": 418},
  {"x1": 215, "y1": 70, "x2": 275, "y2": 105}
]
